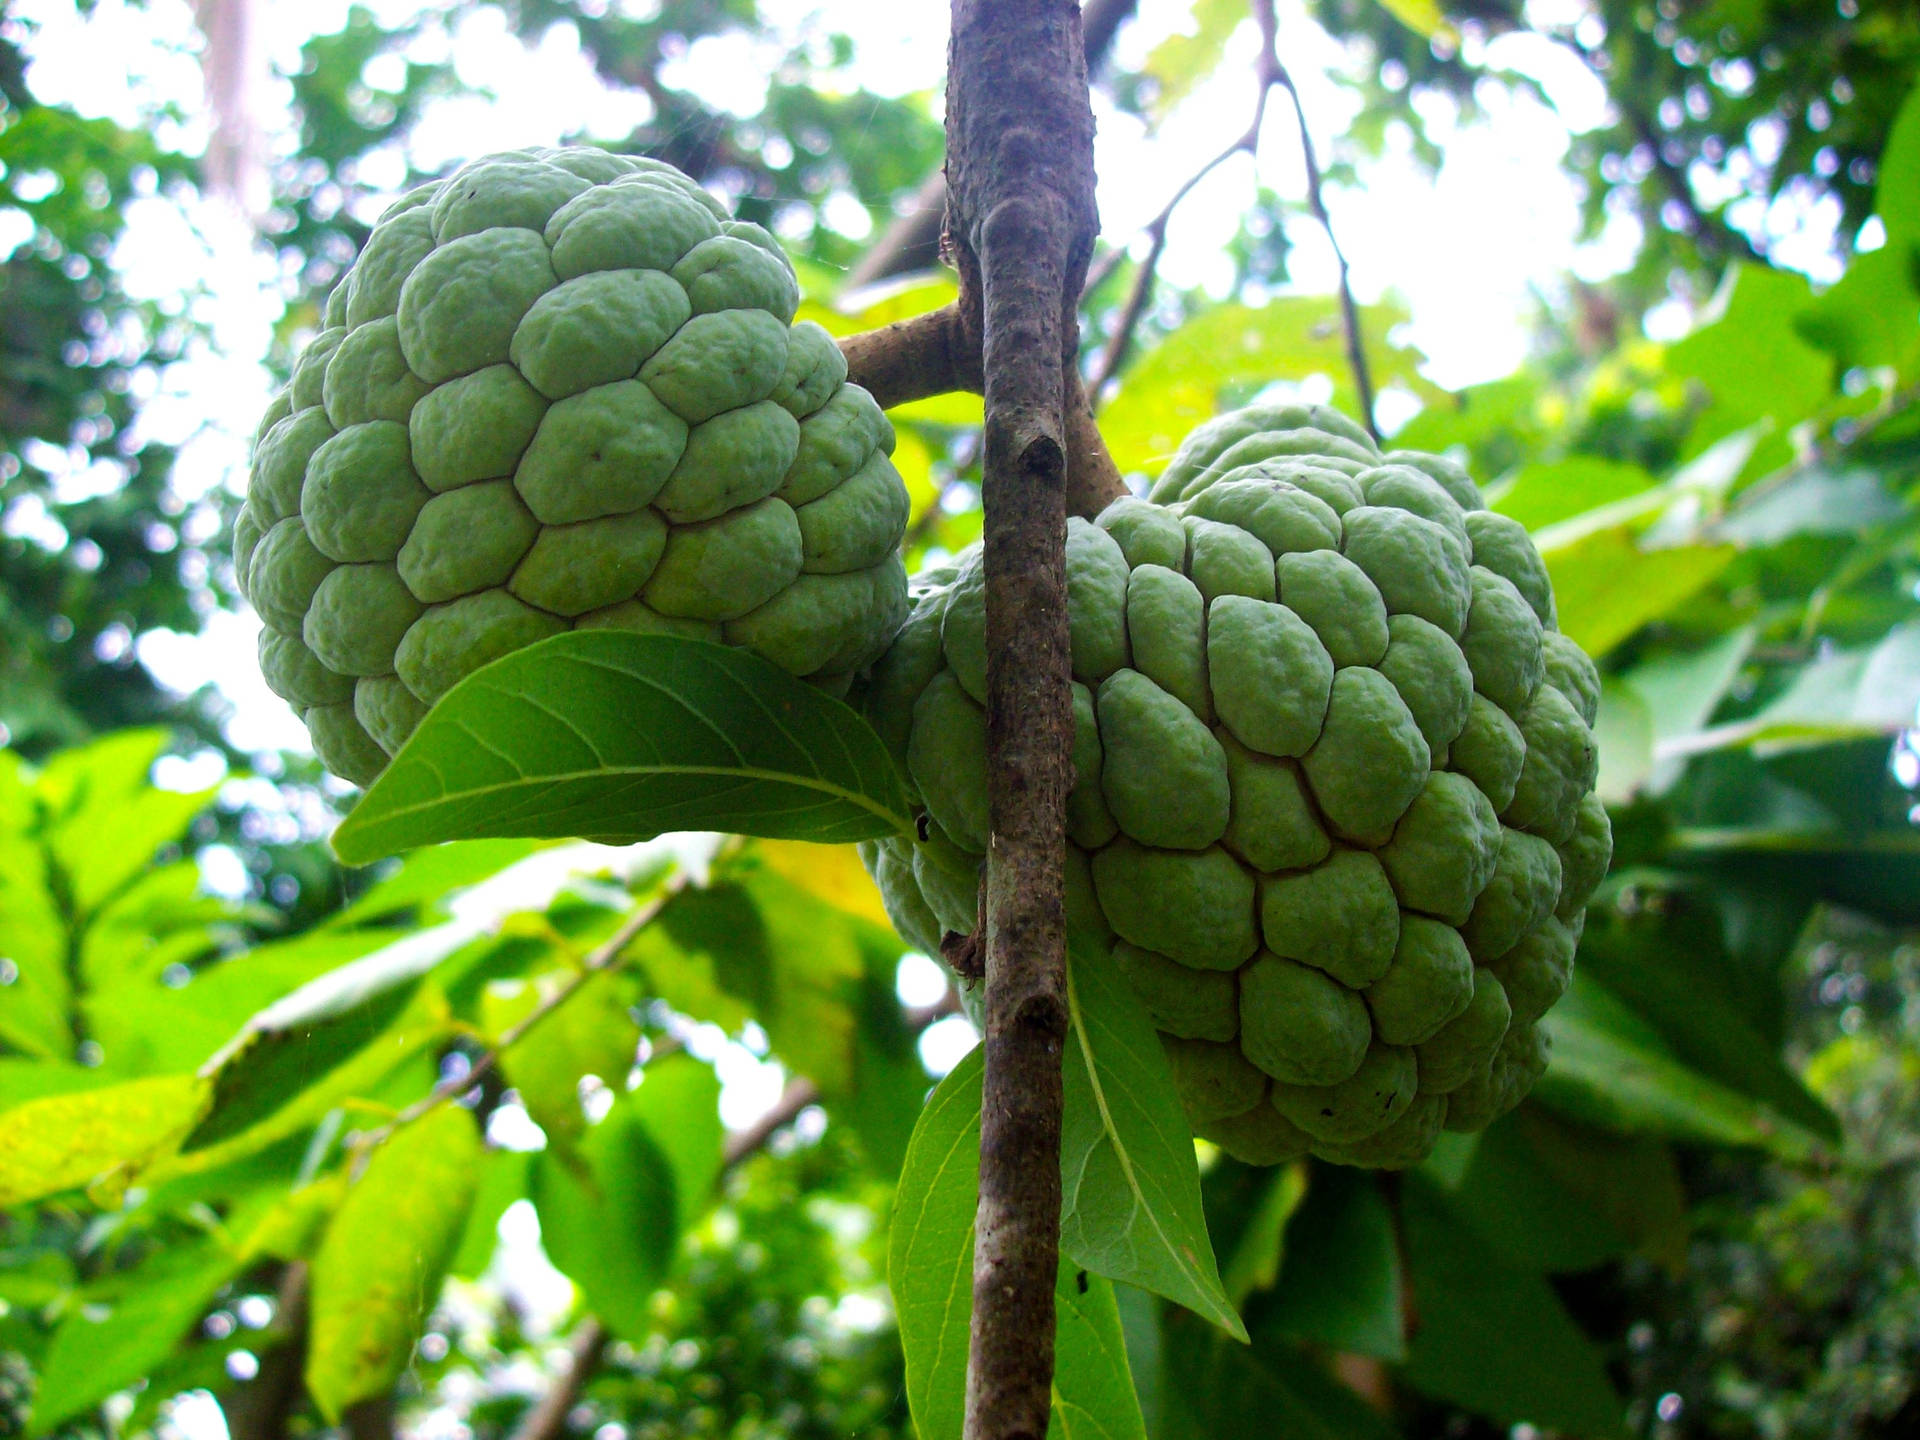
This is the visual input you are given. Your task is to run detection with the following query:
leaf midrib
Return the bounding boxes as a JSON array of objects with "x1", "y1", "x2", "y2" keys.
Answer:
[
  {"x1": 1065, "y1": 965, "x2": 1239, "y2": 1334},
  {"x1": 343, "y1": 762, "x2": 909, "y2": 839}
]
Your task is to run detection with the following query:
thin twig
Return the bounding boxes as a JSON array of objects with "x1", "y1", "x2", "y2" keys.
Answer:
[
  {"x1": 1251, "y1": 0, "x2": 1378, "y2": 438},
  {"x1": 348, "y1": 876, "x2": 690, "y2": 1162},
  {"x1": 1088, "y1": 88, "x2": 1274, "y2": 404},
  {"x1": 508, "y1": 988, "x2": 963, "y2": 1440}
]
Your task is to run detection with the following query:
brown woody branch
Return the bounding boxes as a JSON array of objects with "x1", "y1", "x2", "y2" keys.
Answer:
[
  {"x1": 945, "y1": 1, "x2": 1099, "y2": 1437},
  {"x1": 841, "y1": 0, "x2": 1139, "y2": 293},
  {"x1": 224, "y1": 1262, "x2": 310, "y2": 1440},
  {"x1": 838, "y1": 308, "x2": 1125, "y2": 519}
]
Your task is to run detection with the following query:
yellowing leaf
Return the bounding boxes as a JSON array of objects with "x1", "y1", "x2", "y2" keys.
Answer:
[
  {"x1": 0, "y1": 1073, "x2": 206, "y2": 1207},
  {"x1": 1372, "y1": 0, "x2": 1456, "y2": 40},
  {"x1": 305, "y1": 1108, "x2": 482, "y2": 1420},
  {"x1": 754, "y1": 841, "x2": 893, "y2": 930}
]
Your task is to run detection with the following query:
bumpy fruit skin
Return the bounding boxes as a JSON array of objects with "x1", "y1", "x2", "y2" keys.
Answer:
[
  {"x1": 856, "y1": 401, "x2": 1611, "y2": 1170},
  {"x1": 239, "y1": 146, "x2": 909, "y2": 785}
]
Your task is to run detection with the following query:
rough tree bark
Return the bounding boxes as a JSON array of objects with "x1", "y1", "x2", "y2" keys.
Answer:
[
  {"x1": 839, "y1": 305, "x2": 1124, "y2": 519},
  {"x1": 841, "y1": 0, "x2": 1135, "y2": 293},
  {"x1": 943, "y1": 3, "x2": 1100, "y2": 1438}
]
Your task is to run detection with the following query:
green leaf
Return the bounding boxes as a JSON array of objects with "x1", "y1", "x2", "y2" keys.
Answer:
[
  {"x1": 1492, "y1": 455, "x2": 1658, "y2": 532},
  {"x1": 890, "y1": 1046, "x2": 983, "y2": 1440},
  {"x1": 1535, "y1": 976, "x2": 1829, "y2": 1159},
  {"x1": 1447, "y1": 1109, "x2": 1687, "y2": 1273},
  {"x1": 449, "y1": 1149, "x2": 531, "y2": 1279},
  {"x1": 888, "y1": 1047, "x2": 1147, "y2": 1440},
  {"x1": 1712, "y1": 464, "x2": 1906, "y2": 545},
  {"x1": 36, "y1": 729, "x2": 213, "y2": 920},
  {"x1": 1576, "y1": 915, "x2": 1842, "y2": 1144},
  {"x1": 1536, "y1": 521, "x2": 1735, "y2": 659},
  {"x1": 532, "y1": 1085, "x2": 684, "y2": 1339},
  {"x1": 1060, "y1": 942, "x2": 1245, "y2": 1340},
  {"x1": 1258, "y1": 1167, "x2": 1404, "y2": 1361},
  {"x1": 626, "y1": 1054, "x2": 724, "y2": 1233},
  {"x1": 1050, "y1": 1263, "x2": 1148, "y2": 1440},
  {"x1": 1679, "y1": 619, "x2": 1920, "y2": 756},
  {"x1": 0, "y1": 774, "x2": 73, "y2": 1059},
  {"x1": 1666, "y1": 264, "x2": 1831, "y2": 474},
  {"x1": 1104, "y1": 298, "x2": 1429, "y2": 476},
  {"x1": 483, "y1": 967, "x2": 642, "y2": 1148},
  {"x1": 1592, "y1": 679, "x2": 1655, "y2": 805},
  {"x1": 1218, "y1": 1166, "x2": 1306, "y2": 1310},
  {"x1": 1157, "y1": 1312, "x2": 1399, "y2": 1440},
  {"x1": 327, "y1": 838, "x2": 550, "y2": 928},
  {"x1": 1141, "y1": 0, "x2": 1246, "y2": 119},
  {"x1": 1371, "y1": 0, "x2": 1456, "y2": 40},
  {"x1": 1401, "y1": 1174, "x2": 1626, "y2": 1438},
  {"x1": 306, "y1": 1107, "x2": 482, "y2": 1421},
  {"x1": 333, "y1": 633, "x2": 912, "y2": 865},
  {"x1": 29, "y1": 1236, "x2": 242, "y2": 1435},
  {"x1": 1620, "y1": 626, "x2": 1757, "y2": 794},
  {"x1": 152, "y1": 981, "x2": 451, "y2": 1183},
  {"x1": 0, "y1": 1073, "x2": 207, "y2": 1206},
  {"x1": 187, "y1": 922, "x2": 479, "y2": 1149},
  {"x1": 634, "y1": 875, "x2": 864, "y2": 1092}
]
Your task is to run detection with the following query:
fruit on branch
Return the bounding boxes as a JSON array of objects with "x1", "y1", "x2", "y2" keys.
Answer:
[
  {"x1": 237, "y1": 146, "x2": 909, "y2": 785},
  {"x1": 856, "y1": 402, "x2": 1611, "y2": 1170}
]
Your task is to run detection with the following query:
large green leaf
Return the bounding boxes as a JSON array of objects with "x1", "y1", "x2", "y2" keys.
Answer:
[
  {"x1": 29, "y1": 1236, "x2": 242, "y2": 1435},
  {"x1": 1156, "y1": 1312, "x2": 1399, "y2": 1440},
  {"x1": 0, "y1": 1073, "x2": 206, "y2": 1206},
  {"x1": 333, "y1": 633, "x2": 913, "y2": 864},
  {"x1": 1400, "y1": 1174, "x2": 1626, "y2": 1438},
  {"x1": 1577, "y1": 915, "x2": 1841, "y2": 1144},
  {"x1": 532, "y1": 1085, "x2": 685, "y2": 1340},
  {"x1": 890, "y1": 1046, "x2": 983, "y2": 1440},
  {"x1": 632, "y1": 874, "x2": 864, "y2": 1092},
  {"x1": 625, "y1": 1054, "x2": 724, "y2": 1232},
  {"x1": 1666, "y1": 264, "x2": 1831, "y2": 475},
  {"x1": 483, "y1": 967, "x2": 643, "y2": 1148},
  {"x1": 1060, "y1": 944, "x2": 1244, "y2": 1340},
  {"x1": 1536, "y1": 976, "x2": 1830, "y2": 1159},
  {"x1": 306, "y1": 1107, "x2": 482, "y2": 1420},
  {"x1": 888, "y1": 1046, "x2": 1148, "y2": 1440},
  {"x1": 1537, "y1": 522, "x2": 1735, "y2": 659},
  {"x1": 1447, "y1": 1109, "x2": 1687, "y2": 1273},
  {"x1": 35, "y1": 730, "x2": 213, "y2": 920},
  {"x1": 186, "y1": 920, "x2": 480, "y2": 1149},
  {"x1": 1256, "y1": 1167, "x2": 1403, "y2": 1361},
  {"x1": 1493, "y1": 454, "x2": 1658, "y2": 531},
  {"x1": 1678, "y1": 619, "x2": 1920, "y2": 755},
  {"x1": 1103, "y1": 298, "x2": 1428, "y2": 475}
]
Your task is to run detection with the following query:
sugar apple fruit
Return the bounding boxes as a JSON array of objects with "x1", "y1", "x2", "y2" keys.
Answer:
[
  {"x1": 237, "y1": 145, "x2": 909, "y2": 785},
  {"x1": 856, "y1": 401, "x2": 1612, "y2": 1170}
]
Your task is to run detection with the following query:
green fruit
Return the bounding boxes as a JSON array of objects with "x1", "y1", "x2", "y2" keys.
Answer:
[
  {"x1": 242, "y1": 146, "x2": 909, "y2": 783},
  {"x1": 857, "y1": 401, "x2": 1610, "y2": 1170}
]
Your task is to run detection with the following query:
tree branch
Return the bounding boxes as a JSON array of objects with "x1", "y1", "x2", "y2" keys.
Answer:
[
  {"x1": 838, "y1": 307, "x2": 1125, "y2": 518},
  {"x1": 944, "y1": 0, "x2": 1098, "y2": 1435},
  {"x1": 1252, "y1": 0, "x2": 1378, "y2": 439},
  {"x1": 507, "y1": 1319, "x2": 609, "y2": 1440},
  {"x1": 1088, "y1": 76, "x2": 1274, "y2": 403},
  {"x1": 349, "y1": 876, "x2": 690, "y2": 1162},
  {"x1": 842, "y1": 0, "x2": 1138, "y2": 294},
  {"x1": 224, "y1": 1262, "x2": 309, "y2": 1440}
]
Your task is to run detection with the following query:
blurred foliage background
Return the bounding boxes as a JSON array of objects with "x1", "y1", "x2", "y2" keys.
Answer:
[{"x1": 3, "y1": 0, "x2": 1920, "y2": 1437}]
